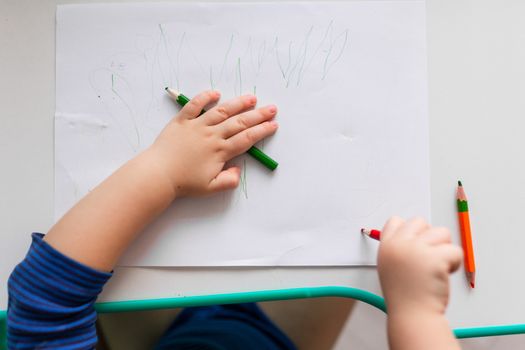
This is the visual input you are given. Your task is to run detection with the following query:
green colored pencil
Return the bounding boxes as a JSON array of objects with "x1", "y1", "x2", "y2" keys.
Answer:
[{"x1": 165, "y1": 87, "x2": 278, "y2": 171}]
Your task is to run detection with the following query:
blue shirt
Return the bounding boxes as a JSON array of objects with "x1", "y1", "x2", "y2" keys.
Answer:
[{"x1": 7, "y1": 234, "x2": 296, "y2": 350}]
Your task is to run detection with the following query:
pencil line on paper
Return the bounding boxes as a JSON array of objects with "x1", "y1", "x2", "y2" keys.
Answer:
[
  {"x1": 238, "y1": 57, "x2": 242, "y2": 94},
  {"x1": 295, "y1": 25, "x2": 314, "y2": 86},
  {"x1": 304, "y1": 20, "x2": 333, "y2": 73},
  {"x1": 219, "y1": 34, "x2": 234, "y2": 83},
  {"x1": 240, "y1": 159, "x2": 248, "y2": 199},
  {"x1": 322, "y1": 29, "x2": 349, "y2": 80},
  {"x1": 275, "y1": 37, "x2": 286, "y2": 79},
  {"x1": 110, "y1": 73, "x2": 141, "y2": 150},
  {"x1": 210, "y1": 65, "x2": 215, "y2": 90},
  {"x1": 176, "y1": 32, "x2": 186, "y2": 90},
  {"x1": 158, "y1": 24, "x2": 174, "y2": 87}
]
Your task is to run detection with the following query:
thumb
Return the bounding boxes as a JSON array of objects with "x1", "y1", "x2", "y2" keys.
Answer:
[{"x1": 208, "y1": 167, "x2": 241, "y2": 193}]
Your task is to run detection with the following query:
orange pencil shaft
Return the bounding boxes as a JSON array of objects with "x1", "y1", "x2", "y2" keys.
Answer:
[{"x1": 458, "y1": 211, "x2": 475, "y2": 272}]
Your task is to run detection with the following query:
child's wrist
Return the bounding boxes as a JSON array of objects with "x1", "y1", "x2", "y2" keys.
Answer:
[
  {"x1": 388, "y1": 305, "x2": 447, "y2": 331},
  {"x1": 133, "y1": 148, "x2": 178, "y2": 202},
  {"x1": 386, "y1": 295, "x2": 445, "y2": 317}
]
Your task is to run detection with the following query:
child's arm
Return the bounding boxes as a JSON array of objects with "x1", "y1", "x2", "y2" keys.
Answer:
[
  {"x1": 45, "y1": 91, "x2": 277, "y2": 271},
  {"x1": 7, "y1": 91, "x2": 277, "y2": 348},
  {"x1": 377, "y1": 217, "x2": 463, "y2": 350}
]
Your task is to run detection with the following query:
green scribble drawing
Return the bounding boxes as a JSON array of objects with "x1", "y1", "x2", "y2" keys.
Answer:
[
  {"x1": 93, "y1": 21, "x2": 349, "y2": 155},
  {"x1": 110, "y1": 73, "x2": 141, "y2": 150},
  {"x1": 219, "y1": 34, "x2": 234, "y2": 83},
  {"x1": 304, "y1": 20, "x2": 333, "y2": 73},
  {"x1": 275, "y1": 37, "x2": 286, "y2": 79},
  {"x1": 239, "y1": 159, "x2": 248, "y2": 199},
  {"x1": 257, "y1": 40, "x2": 267, "y2": 72},
  {"x1": 233, "y1": 57, "x2": 242, "y2": 96},
  {"x1": 295, "y1": 26, "x2": 314, "y2": 86},
  {"x1": 322, "y1": 29, "x2": 349, "y2": 80},
  {"x1": 238, "y1": 57, "x2": 242, "y2": 94},
  {"x1": 175, "y1": 32, "x2": 186, "y2": 90},
  {"x1": 158, "y1": 24, "x2": 175, "y2": 87},
  {"x1": 210, "y1": 66, "x2": 215, "y2": 90}
]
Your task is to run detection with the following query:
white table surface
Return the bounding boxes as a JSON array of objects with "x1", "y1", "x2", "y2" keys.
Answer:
[{"x1": 1, "y1": 0, "x2": 525, "y2": 329}]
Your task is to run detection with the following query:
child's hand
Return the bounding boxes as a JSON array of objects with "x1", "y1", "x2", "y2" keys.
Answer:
[
  {"x1": 377, "y1": 217, "x2": 463, "y2": 316},
  {"x1": 148, "y1": 90, "x2": 278, "y2": 198}
]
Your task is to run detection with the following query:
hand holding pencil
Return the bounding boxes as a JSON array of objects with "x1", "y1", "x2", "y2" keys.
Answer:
[
  {"x1": 165, "y1": 88, "x2": 279, "y2": 171},
  {"x1": 376, "y1": 217, "x2": 463, "y2": 315},
  {"x1": 376, "y1": 218, "x2": 464, "y2": 350},
  {"x1": 152, "y1": 90, "x2": 278, "y2": 197},
  {"x1": 363, "y1": 181, "x2": 477, "y2": 289}
]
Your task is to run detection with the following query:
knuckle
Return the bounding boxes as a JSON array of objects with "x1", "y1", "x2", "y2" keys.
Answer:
[
  {"x1": 188, "y1": 99, "x2": 201, "y2": 111},
  {"x1": 216, "y1": 106, "x2": 229, "y2": 120},
  {"x1": 218, "y1": 141, "x2": 232, "y2": 157},
  {"x1": 236, "y1": 116, "x2": 249, "y2": 129},
  {"x1": 244, "y1": 130, "x2": 256, "y2": 144}
]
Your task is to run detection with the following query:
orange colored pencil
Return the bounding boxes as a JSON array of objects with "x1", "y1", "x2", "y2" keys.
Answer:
[{"x1": 457, "y1": 181, "x2": 476, "y2": 288}]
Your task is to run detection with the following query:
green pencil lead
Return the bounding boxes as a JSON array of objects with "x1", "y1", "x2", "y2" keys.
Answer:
[{"x1": 458, "y1": 180, "x2": 462, "y2": 187}]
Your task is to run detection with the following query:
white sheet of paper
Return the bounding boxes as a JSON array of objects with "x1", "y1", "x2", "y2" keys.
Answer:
[{"x1": 55, "y1": 1, "x2": 429, "y2": 266}]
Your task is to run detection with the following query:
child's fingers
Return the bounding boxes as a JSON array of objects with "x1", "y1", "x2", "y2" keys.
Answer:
[
  {"x1": 179, "y1": 90, "x2": 220, "y2": 119},
  {"x1": 204, "y1": 95, "x2": 257, "y2": 126},
  {"x1": 219, "y1": 105, "x2": 277, "y2": 139},
  {"x1": 397, "y1": 217, "x2": 429, "y2": 239},
  {"x1": 435, "y1": 245, "x2": 463, "y2": 273},
  {"x1": 380, "y1": 216, "x2": 405, "y2": 241},
  {"x1": 224, "y1": 121, "x2": 278, "y2": 158},
  {"x1": 208, "y1": 167, "x2": 241, "y2": 193},
  {"x1": 420, "y1": 227, "x2": 452, "y2": 245}
]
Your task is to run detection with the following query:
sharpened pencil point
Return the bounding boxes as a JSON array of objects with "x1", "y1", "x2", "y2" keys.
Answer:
[
  {"x1": 470, "y1": 281, "x2": 475, "y2": 288},
  {"x1": 458, "y1": 180, "x2": 462, "y2": 187},
  {"x1": 164, "y1": 87, "x2": 169, "y2": 91},
  {"x1": 360, "y1": 228, "x2": 365, "y2": 234}
]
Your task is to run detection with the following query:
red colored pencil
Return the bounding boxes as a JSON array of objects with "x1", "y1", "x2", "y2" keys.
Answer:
[{"x1": 361, "y1": 228, "x2": 381, "y2": 241}]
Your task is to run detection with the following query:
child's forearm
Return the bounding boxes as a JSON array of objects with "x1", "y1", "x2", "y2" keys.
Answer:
[
  {"x1": 388, "y1": 310, "x2": 461, "y2": 350},
  {"x1": 45, "y1": 148, "x2": 175, "y2": 271}
]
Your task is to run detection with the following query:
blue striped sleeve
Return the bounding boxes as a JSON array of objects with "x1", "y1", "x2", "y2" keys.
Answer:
[{"x1": 7, "y1": 233, "x2": 112, "y2": 349}]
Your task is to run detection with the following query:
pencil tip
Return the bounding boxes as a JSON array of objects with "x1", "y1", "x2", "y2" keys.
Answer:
[
  {"x1": 458, "y1": 180, "x2": 462, "y2": 187},
  {"x1": 360, "y1": 228, "x2": 365, "y2": 234},
  {"x1": 470, "y1": 281, "x2": 475, "y2": 288},
  {"x1": 164, "y1": 87, "x2": 169, "y2": 91}
]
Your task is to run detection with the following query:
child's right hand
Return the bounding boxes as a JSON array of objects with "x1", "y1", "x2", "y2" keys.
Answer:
[
  {"x1": 377, "y1": 217, "x2": 463, "y2": 316},
  {"x1": 148, "y1": 90, "x2": 278, "y2": 198}
]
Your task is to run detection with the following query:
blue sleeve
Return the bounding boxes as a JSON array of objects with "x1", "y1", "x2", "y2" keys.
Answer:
[{"x1": 7, "y1": 233, "x2": 112, "y2": 349}]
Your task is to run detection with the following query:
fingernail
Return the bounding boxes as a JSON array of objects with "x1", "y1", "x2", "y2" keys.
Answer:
[
  {"x1": 268, "y1": 105, "x2": 277, "y2": 114},
  {"x1": 247, "y1": 95, "x2": 257, "y2": 105},
  {"x1": 269, "y1": 120, "x2": 278, "y2": 128},
  {"x1": 214, "y1": 90, "x2": 221, "y2": 98}
]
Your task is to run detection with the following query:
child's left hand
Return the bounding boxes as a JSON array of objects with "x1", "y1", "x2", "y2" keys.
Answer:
[{"x1": 148, "y1": 90, "x2": 278, "y2": 198}]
